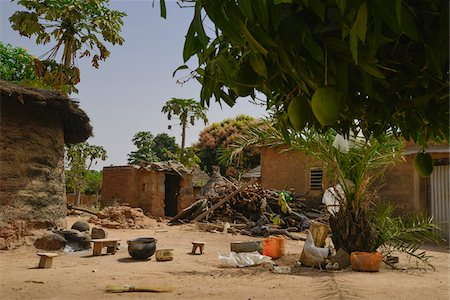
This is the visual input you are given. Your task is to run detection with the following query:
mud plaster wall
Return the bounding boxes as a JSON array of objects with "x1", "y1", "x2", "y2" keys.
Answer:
[
  {"x1": 0, "y1": 100, "x2": 67, "y2": 249},
  {"x1": 178, "y1": 175, "x2": 194, "y2": 213},
  {"x1": 377, "y1": 152, "x2": 450, "y2": 215},
  {"x1": 260, "y1": 146, "x2": 328, "y2": 198},
  {"x1": 101, "y1": 166, "x2": 138, "y2": 207},
  {"x1": 102, "y1": 167, "x2": 195, "y2": 218}
]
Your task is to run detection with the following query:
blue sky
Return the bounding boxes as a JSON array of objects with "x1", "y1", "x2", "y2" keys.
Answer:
[{"x1": 0, "y1": 1, "x2": 268, "y2": 169}]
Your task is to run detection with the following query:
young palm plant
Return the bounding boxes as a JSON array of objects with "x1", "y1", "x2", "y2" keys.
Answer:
[{"x1": 223, "y1": 121, "x2": 442, "y2": 268}]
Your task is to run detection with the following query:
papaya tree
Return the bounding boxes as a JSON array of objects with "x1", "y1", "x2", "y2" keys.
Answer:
[
  {"x1": 167, "y1": 0, "x2": 448, "y2": 147},
  {"x1": 162, "y1": 98, "x2": 208, "y2": 164},
  {"x1": 9, "y1": 0, "x2": 126, "y2": 93}
]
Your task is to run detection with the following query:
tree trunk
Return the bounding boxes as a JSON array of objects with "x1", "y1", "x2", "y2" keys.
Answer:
[
  {"x1": 180, "y1": 122, "x2": 186, "y2": 163},
  {"x1": 75, "y1": 189, "x2": 81, "y2": 206},
  {"x1": 329, "y1": 209, "x2": 376, "y2": 253}
]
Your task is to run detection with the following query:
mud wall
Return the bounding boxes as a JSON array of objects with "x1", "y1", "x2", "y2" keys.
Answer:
[{"x1": 0, "y1": 100, "x2": 67, "y2": 249}]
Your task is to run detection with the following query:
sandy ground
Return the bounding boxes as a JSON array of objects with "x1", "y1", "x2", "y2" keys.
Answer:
[{"x1": 1, "y1": 216, "x2": 449, "y2": 300}]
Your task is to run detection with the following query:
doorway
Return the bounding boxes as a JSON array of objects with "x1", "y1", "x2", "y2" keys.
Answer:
[
  {"x1": 429, "y1": 164, "x2": 450, "y2": 243},
  {"x1": 164, "y1": 174, "x2": 181, "y2": 217}
]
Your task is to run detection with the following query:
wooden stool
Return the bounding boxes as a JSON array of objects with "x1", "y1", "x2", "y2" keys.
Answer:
[
  {"x1": 90, "y1": 238, "x2": 120, "y2": 256},
  {"x1": 191, "y1": 241, "x2": 206, "y2": 255},
  {"x1": 37, "y1": 252, "x2": 58, "y2": 268}
]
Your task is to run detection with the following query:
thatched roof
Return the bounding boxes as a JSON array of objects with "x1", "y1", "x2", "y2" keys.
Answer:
[
  {"x1": 0, "y1": 80, "x2": 92, "y2": 144},
  {"x1": 190, "y1": 167, "x2": 210, "y2": 188},
  {"x1": 143, "y1": 160, "x2": 190, "y2": 177}
]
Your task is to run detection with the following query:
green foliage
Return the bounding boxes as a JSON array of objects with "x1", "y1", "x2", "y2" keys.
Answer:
[
  {"x1": 0, "y1": 42, "x2": 37, "y2": 82},
  {"x1": 153, "y1": 133, "x2": 180, "y2": 161},
  {"x1": 196, "y1": 115, "x2": 261, "y2": 175},
  {"x1": 127, "y1": 131, "x2": 160, "y2": 165},
  {"x1": 84, "y1": 170, "x2": 103, "y2": 195},
  {"x1": 65, "y1": 142, "x2": 107, "y2": 205},
  {"x1": 373, "y1": 203, "x2": 443, "y2": 270},
  {"x1": 10, "y1": 0, "x2": 126, "y2": 68},
  {"x1": 66, "y1": 169, "x2": 102, "y2": 195},
  {"x1": 127, "y1": 131, "x2": 180, "y2": 164},
  {"x1": 171, "y1": 0, "x2": 449, "y2": 146},
  {"x1": 162, "y1": 98, "x2": 208, "y2": 164}
]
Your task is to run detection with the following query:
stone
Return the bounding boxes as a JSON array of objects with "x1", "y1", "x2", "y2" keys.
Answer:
[
  {"x1": 91, "y1": 227, "x2": 108, "y2": 239},
  {"x1": 34, "y1": 232, "x2": 67, "y2": 251},
  {"x1": 329, "y1": 248, "x2": 350, "y2": 269},
  {"x1": 71, "y1": 220, "x2": 90, "y2": 232},
  {"x1": 53, "y1": 229, "x2": 91, "y2": 251}
]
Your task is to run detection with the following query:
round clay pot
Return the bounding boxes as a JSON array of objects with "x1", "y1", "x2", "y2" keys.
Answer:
[
  {"x1": 350, "y1": 251, "x2": 382, "y2": 272},
  {"x1": 127, "y1": 237, "x2": 157, "y2": 260}
]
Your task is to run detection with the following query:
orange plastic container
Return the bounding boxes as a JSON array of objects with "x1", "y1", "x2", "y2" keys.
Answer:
[
  {"x1": 263, "y1": 236, "x2": 285, "y2": 259},
  {"x1": 350, "y1": 251, "x2": 382, "y2": 272}
]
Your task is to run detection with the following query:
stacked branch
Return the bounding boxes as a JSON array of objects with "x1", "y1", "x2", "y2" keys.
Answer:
[{"x1": 170, "y1": 179, "x2": 320, "y2": 240}]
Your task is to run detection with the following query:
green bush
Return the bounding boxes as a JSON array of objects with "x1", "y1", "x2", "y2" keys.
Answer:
[{"x1": 0, "y1": 42, "x2": 37, "y2": 82}]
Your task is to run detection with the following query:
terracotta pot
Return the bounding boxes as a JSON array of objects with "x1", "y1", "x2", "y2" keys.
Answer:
[{"x1": 350, "y1": 251, "x2": 382, "y2": 272}]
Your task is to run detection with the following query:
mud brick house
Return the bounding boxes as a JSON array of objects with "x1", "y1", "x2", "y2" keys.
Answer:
[
  {"x1": 0, "y1": 80, "x2": 92, "y2": 249},
  {"x1": 260, "y1": 143, "x2": 450, "y2": 241},
  {"x1": 101, "y1": 161, "x2": 195, "y2": 217}
]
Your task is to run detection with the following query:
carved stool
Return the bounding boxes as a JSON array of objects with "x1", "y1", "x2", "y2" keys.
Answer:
[
  {"x1": 191, "y1": 241, "x2": 206, "y2": 255},
  {"x1": 37, "y1": 252, "x2": 58, "y2": 268}
]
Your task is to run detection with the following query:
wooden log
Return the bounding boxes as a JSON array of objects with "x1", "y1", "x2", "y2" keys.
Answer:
[
  {"x1": 67, "y1": 204, "x2": 97, "y2": 215},
  {"x1": 192, "y1": 178, "x2": 257, "y2": 222},
  {"x1": 169, "y1": 198, "x2": 205, "y2": 223}
]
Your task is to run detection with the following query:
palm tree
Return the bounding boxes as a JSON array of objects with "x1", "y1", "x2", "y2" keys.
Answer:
[
  {"x1": 161, "y1": 98, "x2": 208, "y2": 164},
  {"x1": 223, "y1": 121, "x2": 442, "y2": 268}
]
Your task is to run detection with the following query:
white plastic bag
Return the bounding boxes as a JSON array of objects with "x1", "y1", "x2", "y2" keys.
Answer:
[{"x1": 218, "y1": 251, "x2": 274, "y2": 268}]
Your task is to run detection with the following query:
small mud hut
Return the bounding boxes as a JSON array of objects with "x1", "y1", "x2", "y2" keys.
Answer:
[
  {"x1": 0, "y1": 80, "x2": 92, "y2": 249},
  {"x1": 101, "y1": 161, "x2": 195, "y2": 218}
]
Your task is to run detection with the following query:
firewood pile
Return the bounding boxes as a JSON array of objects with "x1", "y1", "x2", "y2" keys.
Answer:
[{"x1": 171, "y1": 178, "x2": 325, "y2": 240}]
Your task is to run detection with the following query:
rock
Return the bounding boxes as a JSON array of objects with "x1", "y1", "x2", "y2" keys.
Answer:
[
  {"x1": 34, "y1": 232, "x2": 67, "y2": 251},
  {"x1": 329, "y1": 248, "x2": 350, "y2": 269},
  {"x1": 71, "y1": 220, "x2": 90, "y2": 232},
  {"x1": 91, "y1": 227, "x2": 108, "y2": 239},
  {"x1": 53, "y1": 229, "x2": 91, "y2": 251}
]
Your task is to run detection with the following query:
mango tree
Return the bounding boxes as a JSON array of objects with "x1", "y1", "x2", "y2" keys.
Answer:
[{"x1": 167, "y1": 0, "x2": 448, "y2": 147}]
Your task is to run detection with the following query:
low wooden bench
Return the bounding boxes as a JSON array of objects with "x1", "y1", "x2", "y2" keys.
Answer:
[
  {"x1": 90, "y1": 238, "x2": 120, "y2": 256},
  {"x1": 37, "y1": 252, "x2": 58, "y2": 268},
  {"x1": 191, "y1": 241, "x2": 206, "y2": 255}
]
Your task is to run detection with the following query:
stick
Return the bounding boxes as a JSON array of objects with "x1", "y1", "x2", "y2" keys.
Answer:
[
  {"x1": 67, "y1": 204, "x2": 97, "y2": 215},
  {"x1": 169, "y1": 198, "x2": 205, "y2": 223},
  {"x1": 105, "y1": 285, "x2": 174, "y2": 293},
  {"x1": 192, "y1": 178, "x2": 257, "y2": 222}
]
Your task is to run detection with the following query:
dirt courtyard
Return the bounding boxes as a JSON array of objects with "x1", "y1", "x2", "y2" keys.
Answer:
[{"x1": 1, "y1": 216, "x2": 449, "y2": 300}]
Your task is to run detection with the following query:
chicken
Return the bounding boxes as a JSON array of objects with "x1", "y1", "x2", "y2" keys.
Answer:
[{"x1": 303, "y1": 229, "x2": 330, "y2": 271}]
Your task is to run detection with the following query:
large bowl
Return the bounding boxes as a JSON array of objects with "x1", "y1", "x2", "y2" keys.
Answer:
[{"x1": 127, "y1": 237, "x2": 157, "y2": 260}]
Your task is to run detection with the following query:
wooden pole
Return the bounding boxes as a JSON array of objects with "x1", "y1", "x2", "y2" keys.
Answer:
[{"x1": 192, "y1": 178, "x2": 257, "y2": 222}]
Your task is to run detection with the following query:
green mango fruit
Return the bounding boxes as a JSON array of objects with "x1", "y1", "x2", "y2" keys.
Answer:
[
  {"x1": 414, "y1": 151, "x2": 434, "y2": 177},
  {"x1": 311, "y1": 87, "x2": 343, "y2": 126},
  {"x1": 287, "y1": 95, "x2": 310, "y2": 131}
]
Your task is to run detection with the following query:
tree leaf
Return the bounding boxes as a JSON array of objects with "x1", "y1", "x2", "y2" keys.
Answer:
[
  {"x1": 349, "y1": 31, "x2": 358, "y2": 64},
  {"x1": 352, "y1": 2, "x2": 368, "y2": 43},
  {"x1": 249, "y1": 53, "x2": 268, "y2": 78},
  {"x1": 359, "y1": 60, "x2": 386, "y2": 79},
  {"x1": 159, "y1": 0, "x2": 166, "y2": 19},
  {"x1": 336, "y1": 0, "x2": 347, "y2": 14},
  {"x1": 172, "y1": 64, "x2": 188, "y2": 77}
]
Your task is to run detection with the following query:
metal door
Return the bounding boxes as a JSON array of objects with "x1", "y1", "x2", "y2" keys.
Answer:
[{"x1": 430, "y1": 165, "x2": 450, "y2": 242}]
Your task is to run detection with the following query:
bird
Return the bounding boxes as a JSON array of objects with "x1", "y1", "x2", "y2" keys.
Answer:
[{"x1": 303, "y1": 229, "x2": 330, "y2": 271}]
